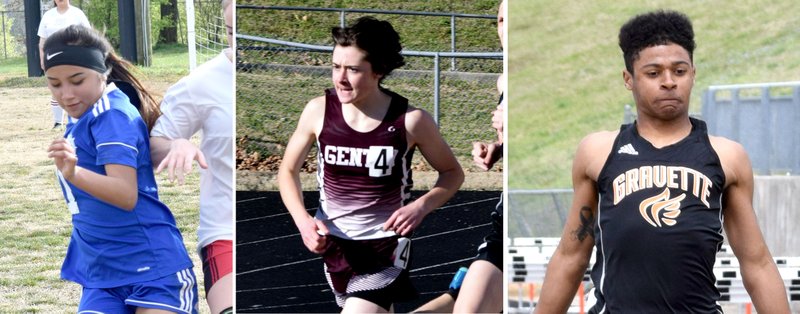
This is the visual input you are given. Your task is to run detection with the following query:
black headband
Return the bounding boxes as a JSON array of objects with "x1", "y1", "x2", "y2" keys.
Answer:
[{"x1": 43, "y1": 45, "x2": 107, "y2": 73}]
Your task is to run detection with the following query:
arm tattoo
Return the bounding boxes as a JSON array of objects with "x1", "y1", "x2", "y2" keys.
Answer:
[{"x1": 571, "y1": 206, "x2": 595, "y2": 242}]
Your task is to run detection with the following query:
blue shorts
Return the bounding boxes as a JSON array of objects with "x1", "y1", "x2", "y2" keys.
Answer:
[{"x1": 78, "y1": 268, "x2": 198, "y2": 314}]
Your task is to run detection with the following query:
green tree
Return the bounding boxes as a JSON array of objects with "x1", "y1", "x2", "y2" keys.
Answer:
[
  {"x1": 0, "y1": 4, "x2": 20, "y2": 58},
  {"x1": 78, "y1": 1, "x2": 222, "y2": 49},
  {"x1": 158, "y1": 0, "x2": 179, "y2": 43},
  {"x1": 82, "y1": 1, "x2": 120, "y2": 47},
  {"x1": 80, "y1": 0, "x2": 181, "y2": 48}
]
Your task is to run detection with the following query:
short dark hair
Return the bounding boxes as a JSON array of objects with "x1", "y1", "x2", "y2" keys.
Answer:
[
  {"x1": 618, "y1": 10, "x2": 695, "y2": 74},
  {"x1": 332, "y1": 16, "x2": 405, "y2": 82}
]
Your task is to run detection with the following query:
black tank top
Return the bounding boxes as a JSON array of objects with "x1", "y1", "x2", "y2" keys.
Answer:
[{"x1": 590, "y1": 118, "x2": 725, "y2": 313}]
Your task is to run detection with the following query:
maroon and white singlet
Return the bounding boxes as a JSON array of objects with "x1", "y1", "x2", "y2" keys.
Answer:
[{"x1": 315, "y1": 88, "x2": 415, "y2": 240}]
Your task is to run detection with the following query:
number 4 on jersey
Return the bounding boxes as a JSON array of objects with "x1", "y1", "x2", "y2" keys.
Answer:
[
  {"x1": 366, "y1": 146, "x2": 397, "y2": 177},
  {"x1": 393, "y1": 237, "x2": 411, "y2": 269}
]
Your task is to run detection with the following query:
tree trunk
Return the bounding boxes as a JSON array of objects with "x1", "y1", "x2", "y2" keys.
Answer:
[{"x1": 159, "y1": 0, "x2": 178, "y2": 43}]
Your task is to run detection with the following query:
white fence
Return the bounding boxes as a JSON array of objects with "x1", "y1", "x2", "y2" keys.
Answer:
[{"x1": 702, "y1": 81, "x2": 800, "y2": 175}]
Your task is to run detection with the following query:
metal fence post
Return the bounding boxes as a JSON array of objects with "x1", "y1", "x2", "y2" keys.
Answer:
[
  {"x1": 623, "y1": 104, "x2": 634, "y2": 124},
  {"x1": 732, "y1": 88, "x2": 741, "y2": 143},
  {"x1": 794, "y1": 86, "x2": 800, "y2": 174},
  {"x1": 702, "y1": 89, "x2": 712, "y2": 130},
  {"x1": 761, "y1": 87, "x2": 772, "y2": 173},
  {"x1": 434, "y1": 52, "x2": 440, "y2": 126},
  {"x1": 340, "y1": 10, "x2": 345, "y2": 28},
  {"x1": 450, "y1": 15, "x2": 456, "y2": 71}
]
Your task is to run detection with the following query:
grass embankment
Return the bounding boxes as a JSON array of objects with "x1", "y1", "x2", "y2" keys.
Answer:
[{"x1": 508, "y1": 1, "x2": 800, "y2": 189}]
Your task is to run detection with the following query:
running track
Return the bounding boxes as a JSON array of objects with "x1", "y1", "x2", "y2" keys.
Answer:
[{"x1": 236, "y1": 190, "x2": 501, "y2": 313}]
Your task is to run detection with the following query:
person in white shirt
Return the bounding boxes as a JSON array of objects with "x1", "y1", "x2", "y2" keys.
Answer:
[
  {"x1": 38, "y1": 0, "x2": 91, "y2": 129},
  {"x1": 149, "y1": 1, "x2": 233, "y2": 313}
]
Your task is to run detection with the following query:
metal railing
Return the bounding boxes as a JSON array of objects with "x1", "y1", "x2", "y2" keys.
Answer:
[
  {"x1": 237, "y1": 35, "x2": 502, "y2": 125},
  {"x1": 702, "y1": 81, "x2": 800, "y2": 175},
  {"x1": 236, "y1": 36, "x2": 502, "y2": 163},
  {"x1": 235, "y1": 4, "x2": 503, "y2": 166},
  {"x1": 237, "y1": 5, "x2": 496, "y2": 71}
]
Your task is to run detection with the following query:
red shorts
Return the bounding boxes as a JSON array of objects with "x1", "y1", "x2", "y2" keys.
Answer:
[{"x1": 200, "y1": 240, "x2": 232, "y2": 294}]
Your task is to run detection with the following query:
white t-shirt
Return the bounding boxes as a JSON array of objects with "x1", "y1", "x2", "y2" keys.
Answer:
[
  {"x1": 152, "y1": 51, "x2": 234, "y2": 249},
  {"x1": 38, "y1": 5, "x2": 91, "y2": 39}
]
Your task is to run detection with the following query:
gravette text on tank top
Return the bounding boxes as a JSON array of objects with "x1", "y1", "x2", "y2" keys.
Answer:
[
  {"x1": 323, "y1": 145, "x2": 399, "y2": 177},
  {"x1": 612, "y1": 165, "x2": 714, "y2": 209}
]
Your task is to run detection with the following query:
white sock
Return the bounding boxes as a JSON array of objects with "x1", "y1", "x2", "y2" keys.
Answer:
[{"x1": 51, "y1": 102, "x2": 63, "y2": 124}]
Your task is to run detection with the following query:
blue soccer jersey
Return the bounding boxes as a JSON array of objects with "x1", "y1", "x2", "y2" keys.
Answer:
[{"x1": 56, "y1": 83, "x2": 193, "y2": 288}]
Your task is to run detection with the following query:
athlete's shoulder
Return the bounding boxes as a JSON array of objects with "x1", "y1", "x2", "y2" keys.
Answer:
[
  {"x1": 708, "y1": 135, "x2": 750, "y2": 188},
  {"x1": 576, "y1": 130, "x2": 619, "y2": 179},
  {"x1": 189, "y1": 53, "x2": 232, "y2": 80},
  {"x1": 708, "y1": 135, "x2": 746, "y2": 156},
  {"x1": 404, "y1": 104, "x2": 428, "y2": 120},
  {"x1": 578, "y1": 130, "x2": 619, "y2": 152},
  {"x1": 89, "y1": 87, "x2": 135, "y2": 118},
  {"x1": 305, "y1": 95, "x2": 326, "y2": 111},
  {"x1": 167, "y1": 54, "x2": 233, "y2": 106},
  {"x1": 295, "y1": 96, "x2": 326, "y2": 135},
  {"x1": 709, "y1": 135, "x2": 750, "y2": 166},
  {"x1": 69, "y1": 5, "x2": 88, "y2": 17},
  {"x1": 39, "y1": 9, "x2": 56, "y2": 26},
  {"x1": 43, "y1": 8, "x2": 58, "y2": 17},
  {"x1": 404, "y1": 105, "x2": 435, "y2": 134}
]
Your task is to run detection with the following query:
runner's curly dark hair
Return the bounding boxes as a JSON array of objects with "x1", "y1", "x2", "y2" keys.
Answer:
[
  {"x1": 619, "y1": 10, "x2": 695, "y2": 74},
  {"x1": 332, "y1": 16, "x2": 405, "y2": 83}
]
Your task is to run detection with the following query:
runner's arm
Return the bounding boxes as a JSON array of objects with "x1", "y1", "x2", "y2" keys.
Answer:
[
  {"x1": 535, "y1": 136, "x2": 600, "y2": 313},
  {"x1": 278, "y1": 97, "x2": 329, "y2": 253},
  {"x1": 383, "y1": 108, "x2": 464, "y2": 236},
  {"x1": 716, "y1": 139, "x2": 789, "y2": 313}
]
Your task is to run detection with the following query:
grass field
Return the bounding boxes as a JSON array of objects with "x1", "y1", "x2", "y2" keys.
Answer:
[
  {"x1": 0, "y1": 45, "x2": 213, "y2": 313},
  {"x1": 508, "y1": 0, "x2": 800, "y2": 189}
]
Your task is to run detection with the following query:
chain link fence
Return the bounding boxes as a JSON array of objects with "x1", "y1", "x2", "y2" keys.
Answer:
[
  {"x1": 508, "y1": 189, "x2": 573, "y2": 238},
  {"x1": 0, "y1": 9, "x2": 26, "y2": 59},
  {"x1": 236, "y1": 5, "x2": 503, "y2": 171}
]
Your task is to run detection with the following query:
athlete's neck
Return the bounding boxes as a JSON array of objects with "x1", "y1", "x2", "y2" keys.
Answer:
[
  {"x1": 342, "y1": 89, "x2": 392, "y2": 132},
  {"x1": 349, "y1": 88, "x2": 391, "y2": 114},
  {"x1": 635, "y1": 116, "x2": 692, "y2": 148},
  {"x1": 56, "y1": 5, "x2": 69, "y2": 14}
]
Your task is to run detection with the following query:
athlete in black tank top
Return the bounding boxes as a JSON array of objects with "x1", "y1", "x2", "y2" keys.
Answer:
[
  {"x1": 591, "y1": 118, "x2": 725, "y2": 313},
  {"x1": 534, "y1": 10, "x2": 789, "y2": 313}
]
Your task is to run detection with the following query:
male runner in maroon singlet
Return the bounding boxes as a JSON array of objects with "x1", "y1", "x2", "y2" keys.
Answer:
[{"x1": 278, "y1": 16, "x2": 464, "y2": 313}]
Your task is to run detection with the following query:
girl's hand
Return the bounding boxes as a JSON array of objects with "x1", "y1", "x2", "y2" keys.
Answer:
[{"x1": 47, "y1": 138, "x2": 78, "y2": 180}]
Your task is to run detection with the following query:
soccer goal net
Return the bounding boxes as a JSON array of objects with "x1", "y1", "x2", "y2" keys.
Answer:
[{"x1": 185, "y1": 0, "x2": 226, "y2": 70}]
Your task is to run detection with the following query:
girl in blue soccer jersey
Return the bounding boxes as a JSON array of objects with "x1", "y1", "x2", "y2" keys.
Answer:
[{"x1": 44, "y1": 25, "x2": 198, "y2": 314}]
